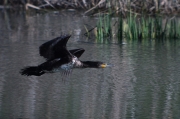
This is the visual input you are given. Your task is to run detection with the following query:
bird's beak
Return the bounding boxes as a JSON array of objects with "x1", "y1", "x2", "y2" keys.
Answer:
[
  {"x1": 100, "y1": 63, "x2": 113, "y2": 68},
  {"x1": 100, "y1": 63, "x2": 107, "y2": 68}
]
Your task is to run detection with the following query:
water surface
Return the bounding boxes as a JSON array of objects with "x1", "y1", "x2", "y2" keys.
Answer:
[{"x1": 0, "y1": 10, "x2": 180, "y2": 119}]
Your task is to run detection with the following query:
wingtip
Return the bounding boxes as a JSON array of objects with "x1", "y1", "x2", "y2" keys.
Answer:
[
  {"x1": 58, "y1": 34, "x2": 71, "y2": 41},
  {"x1": 66, "y1": 35, "x2": 71, "y2": 39},
  {"x1": 66, "y1": 34, "x2": 71, "y2": 38}
]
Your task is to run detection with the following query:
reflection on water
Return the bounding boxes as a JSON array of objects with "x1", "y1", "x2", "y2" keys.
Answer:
[{"x1": 0, "y1": 10, "x2": 180, "y2": 119}]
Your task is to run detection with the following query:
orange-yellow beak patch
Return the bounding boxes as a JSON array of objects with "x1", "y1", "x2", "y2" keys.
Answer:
[{"x1": 100, "y1": 64, "x2": 107, "y2": 68}]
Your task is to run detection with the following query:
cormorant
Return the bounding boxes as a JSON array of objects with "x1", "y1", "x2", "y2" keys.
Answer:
[{"x1": 20, "y1": 35, "x2": 108, "y2": 78}]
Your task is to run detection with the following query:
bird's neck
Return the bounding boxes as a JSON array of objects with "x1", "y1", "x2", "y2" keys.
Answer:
[{"x1": 80, "y1": 61, "x2": 99, "y2": 68}]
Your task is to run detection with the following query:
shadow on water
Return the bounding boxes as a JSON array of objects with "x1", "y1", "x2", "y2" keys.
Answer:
[{"x1": 0, "y1": 10, "x2": 180, "y2": 119}]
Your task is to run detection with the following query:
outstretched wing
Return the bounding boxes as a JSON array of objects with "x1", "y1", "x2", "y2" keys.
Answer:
[
  {"x1": 69, "y1": 48, "x2": 85, "y2": 58},
  {"x1": 39, "y1": 35, "x2": 71, "y2": 60}
]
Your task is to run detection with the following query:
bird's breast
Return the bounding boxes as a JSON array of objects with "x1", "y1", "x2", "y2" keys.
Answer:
[
  {"x1": 60, "y1": 62, "x2": 74, "y2": 71},
  {"x1": 74, "y1": 60, "x2": 83, "y2": 67}
]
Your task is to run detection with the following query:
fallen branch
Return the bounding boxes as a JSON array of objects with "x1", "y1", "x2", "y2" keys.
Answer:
[
  {"x1": 44, "y1": 0, "x2": 56, "y2": 9},
  {"x1": 84, "y1": 0, "x2": 106, "y2": 15},
  {"x1": 26, "y1": 3, "x2": 40, "y2": 10}
]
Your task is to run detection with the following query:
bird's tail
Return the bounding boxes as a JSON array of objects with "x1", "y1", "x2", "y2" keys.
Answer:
[{"x1": 20, "y1": 66, "x2": 45, "y2": 76}]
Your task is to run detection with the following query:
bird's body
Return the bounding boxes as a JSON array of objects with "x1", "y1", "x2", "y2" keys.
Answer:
[{"x1": 20, "y1": 35, "x2": 108, "y2": 78}]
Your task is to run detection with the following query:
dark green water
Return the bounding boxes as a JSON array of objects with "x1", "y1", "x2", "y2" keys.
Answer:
[{"x1": 0, "y1": 10, "x2": 180, "y2": 119}]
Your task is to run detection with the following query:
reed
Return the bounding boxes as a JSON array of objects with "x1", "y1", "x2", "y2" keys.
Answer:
[
  {"x1": 84, "y1": 7, "x2": 180, "y2": 43},
  {"x1": 96, "y1": 14, "x2": 112, "y2": 42},
  {"x1": 124, "y1": 13, "x2": 141, "y2": 40},
  {"x1": 116, "y1": 14, "x2": 180, "y2": 41},
  {"x1": 117, "y1": 14, "x2": 123, "y2": 42},
  {"x1": 168, "y1": 19, "x2": 180, "y2": 39}
]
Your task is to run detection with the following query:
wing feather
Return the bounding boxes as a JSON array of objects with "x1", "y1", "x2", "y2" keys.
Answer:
[
  {"x1": 39, "y1": 35, "x2": 71, "y2": 60},
  {"x1": 69, "y1": 48, "x2": 85, "y2": 58}
]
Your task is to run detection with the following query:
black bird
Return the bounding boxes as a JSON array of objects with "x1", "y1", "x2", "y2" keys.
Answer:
[{"x1": 20, "y1": 35, "x2": 108, "y2": 78}]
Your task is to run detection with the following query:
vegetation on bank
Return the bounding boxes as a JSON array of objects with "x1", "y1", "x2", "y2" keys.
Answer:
[
  {"x1": 1, "y1": 0, "x2": 180, "y2": 42},
  {"x1": 84, "y1": 13, "x2": 180, "y2": 43},
  {"x1": 1, "y1": 0, "x2": 180, "y2": 15}
]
